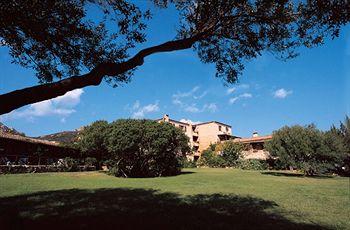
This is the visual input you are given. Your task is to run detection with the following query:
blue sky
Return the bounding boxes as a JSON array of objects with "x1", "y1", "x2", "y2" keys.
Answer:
[{"x1": 0, "y1": 5, "x2": 349, "y2": 137}]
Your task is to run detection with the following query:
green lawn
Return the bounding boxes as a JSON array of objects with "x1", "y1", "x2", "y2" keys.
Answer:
[{"x1": 0, "y1": 168, "x2": 349, "y2": 229}]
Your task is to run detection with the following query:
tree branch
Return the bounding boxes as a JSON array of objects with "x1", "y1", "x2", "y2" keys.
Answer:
[{"x1": 0, "y1": 35, "x2": 203, "y2": 115}]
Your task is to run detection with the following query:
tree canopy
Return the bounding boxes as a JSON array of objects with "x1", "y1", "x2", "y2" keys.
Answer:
[
  {"x1": 265, "y1": 124, "x2": 348, "y2": 175},
  {"x1": 76, "y1": 119, "x2": 190, "y2": 177},
  {"x1": 1, "y1": 0, "x2": 349, "y2": 114}
]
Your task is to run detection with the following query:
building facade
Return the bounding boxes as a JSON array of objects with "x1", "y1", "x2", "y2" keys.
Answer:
[
  {"x1": 157, "y1": 114, "x2": 272, "y2": 160},
  {"x1": 233, "y1": 133, "x2": 272, "y2": 160},
  {"x1": 157, "y1": 114, "x2": 235, "y2": 160}
]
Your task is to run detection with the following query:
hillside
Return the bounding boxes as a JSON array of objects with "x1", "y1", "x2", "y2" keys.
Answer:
[
  {"x1": 0, "y1": 122, "x2": 25, "y2": 136},
  {"x1": 38, "y1": 130, "x2": 80, "y2": 144}
]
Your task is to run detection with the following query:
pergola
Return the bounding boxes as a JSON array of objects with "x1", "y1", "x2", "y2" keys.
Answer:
[{"x1": 0, "y1": 132, "x2": 80, "y2": 165}]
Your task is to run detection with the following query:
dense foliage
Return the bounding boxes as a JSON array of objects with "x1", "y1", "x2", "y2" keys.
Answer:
[
  {"x1": 106, "y1": 119, "x2": 190, "y2": 177},
  {"x1": 77, "y1": 120, "x2": 110, "y2": 164},
  {"x1": 197, "y1": 149, "x2": 226, "y2": 168},
  {"x1": 220, "y1": 142, "x2": 244, "y2": 166},
  {"x1": 198, "y1": 142, "x2": 244, "y2": 168},
  {"x1": 1, "y1": 1, "x2": 349, "y2": 114},
  {"x1": 77, "y1": 119, "x2": 190, "y2": 177},
  {"x1": 193, "y1": 117, "x2": 349, "y2": 176},
  {"x1": 236, "y1": 159, "x2": 268, "y2": 171},
  {"x1": 266, "y1": 123, "x2": 348, "y2": 175}
]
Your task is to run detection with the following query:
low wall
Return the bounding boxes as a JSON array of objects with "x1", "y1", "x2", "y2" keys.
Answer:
[{"x1": 242, "y1": 150, "x2": 270, "y2": 160}]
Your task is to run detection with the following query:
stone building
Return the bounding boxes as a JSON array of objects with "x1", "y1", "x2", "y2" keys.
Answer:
[
  {"x1": 233, "y1": 132, "x2": 272, "y2": 160},
  {"x1": 157, "y1": 114, "x2": 272, "y2": 160},
  {"x1": 157, "y1": 114, "x2": 237, "y2": 160}
]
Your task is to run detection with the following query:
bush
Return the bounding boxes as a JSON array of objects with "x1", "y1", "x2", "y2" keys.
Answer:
[
  {"x1": 266, "y1": 125, "x2": 346, "y2": 175},
  {"x1": 106, "y1": 119, "x2": 190, "y2": 177},
  {"x1": 198, "y1": 142, "x2": 244, "y2": 168},
  {"x1": 237, "y1": 159, "x2": 268, "y2": 170},
  {"x1": 62, "y1": 157, "x2": 79, "y2": 172},
  {"x1": 197, "y1": 149, "x2": 226, "y2": 168},
  {"x1": 220, "y1": 142, "x2": 244, "y2": 167},
  {"x1": 0, "y1": 164, "x2": 95, "y2": 174},
  {"x1": 181, "y1": 158, "x2": 197, "y2": 168},
  {"x1": 84, "y1": 157, "x2": 97, "y2": 167}
]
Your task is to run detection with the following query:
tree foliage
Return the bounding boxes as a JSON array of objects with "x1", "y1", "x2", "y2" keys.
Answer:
[
  {"x1": 76, "y1": 119, "x2": 190, "y2": 177},
  {"x1": 197, "y1": 149, "x2": 226, "y2": 168},
  {"x1": 198, "y1": 141, "x2": 244, "y2": 167},
  {"x1": 339, "y1": 116, "x2": 350, "y2": 152},
  {"x1": 77, "y1": 120, "x2": 110, "y2": 161},
  {"x1": 1, "y1": 0, "x2": 349, "y2": 114},
  {"x1": 106, "y1": 119, "x2": 190, "y2": 177},
  {"x1": 266, "y1": 124, "x2": 347, "y2": 175},
  {"x1": 0, "y1": 0, "x2": 150, "y2": 84},
  {"x1": 219, "y1": 141, "x2": 244, "y2": 166}
]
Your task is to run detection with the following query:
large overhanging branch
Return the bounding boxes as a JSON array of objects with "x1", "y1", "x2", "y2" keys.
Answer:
[{"x1": 0, "y1": 34, "x2": 203, "y2": 115}]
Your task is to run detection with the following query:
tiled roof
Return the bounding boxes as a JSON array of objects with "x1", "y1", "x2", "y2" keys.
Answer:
[
  {"x1": 194, "y1": 121, "x2": 232, "y2": 127},
  {"x1": 155, "y1": 118, "x2": 190, "y2": 126},
  {"x1": 233, "y1": 135, "x2": 272, "y2": 144},
  {"x1": 0, "y1": 132, "x2": 61, "y2": 146}
]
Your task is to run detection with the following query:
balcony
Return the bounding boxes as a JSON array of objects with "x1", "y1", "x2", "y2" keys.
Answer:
[{"x1": 218, "y1": 133, "x2": 234, "y2": 141}]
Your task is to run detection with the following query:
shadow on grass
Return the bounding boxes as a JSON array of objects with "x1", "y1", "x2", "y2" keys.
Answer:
[
  {"x1": 98, "y1": 170, "x2": 196, "y2": 177},
  {"x1": 261, "y1": 171, "x2": 334, "y2": 179},
  {"x1": 0, "y1": 188, "x2": 328, "y2": 230},
  {"x1": 179, "y1": 171, "x2": 195, "y2": 175}
]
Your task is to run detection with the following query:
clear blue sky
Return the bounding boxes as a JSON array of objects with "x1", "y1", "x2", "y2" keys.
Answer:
[{"x1": 0, "y1": 5, "x2": 349, "y2": 137}]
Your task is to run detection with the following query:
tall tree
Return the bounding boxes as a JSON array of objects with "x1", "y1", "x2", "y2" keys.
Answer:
[
  {"x1": 339, "y1": 116, "x2": 350, "y2": 151},
  {"x1": 1, "y1": 0, "x2": 349, "y2": 114}
]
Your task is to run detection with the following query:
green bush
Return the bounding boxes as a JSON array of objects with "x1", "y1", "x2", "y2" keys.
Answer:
[
  {"x1": 237, "y1": 159, "x2": 268, "y2": 170},
  {"x1": 266, "y1": 124, "x2": 346, "y2": 175},
  {"x1": 220, "y1": 142, "x2": 244, "y2": 167},
  {"x1": 181, "y1": 158, "x2": 197, "y2": 168},
  {"x1": 62, "y1": 157, "x2": 79, "y2": 172},
  {"x1": 84, "y1": 157, "x2": 97, "y2": 167},
  {"x1": 198, "y1": 142, "x2": 244, "y2": 168},
  {"x1": 197, "y1": 150, "x2": 226, "y2": 168}
]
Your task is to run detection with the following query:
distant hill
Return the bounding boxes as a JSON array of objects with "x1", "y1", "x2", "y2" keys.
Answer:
[
  {"x1": 0, "y1": 122, "x2": 25, "y2": 136},
  {"x1": 38, "y1": 130, "x2": 80, "y2": 144}
]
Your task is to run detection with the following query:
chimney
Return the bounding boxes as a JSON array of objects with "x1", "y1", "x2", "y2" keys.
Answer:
[
  {"x1": 252, "y1": 131, "x2": 259, "y2": 137},
  {"x1": 163, "y1": 114, "x2": 170, "y2": 122}
]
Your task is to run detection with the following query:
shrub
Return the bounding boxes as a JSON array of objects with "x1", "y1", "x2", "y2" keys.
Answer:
[
  {"x1": 197, "y1": 149, "x2": 226, "y2": 168},
  {"x1": 266, "y1": 125, "x2": 346, "y2": 175},
  {"x1": 84, "y1": 157, "x2": 97, "y2": 167},
  {"x1": 106, "y1": 119, "x2": 190, "y2": 177},
  {"x1": 0, "y1": 164, "x2": 95, "y2": 174},
  {"x1": 62, "y1": 157, "x2": 79, "y2": 172},
  {"x1": 197, "y1": 142, "x2": 244, "y2": 168},
  {"x1": 181, "y1": 158, "x2": 197, "y2": 168},
  {"x1": 237, "y1": 159, "x2": 268, "y2": 170},
  {"x1": 220, "y1": 142, "x2": 244, "y2": 167}
]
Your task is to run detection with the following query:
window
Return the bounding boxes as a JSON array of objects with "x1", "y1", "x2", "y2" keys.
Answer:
[
  {"x1": 226, "y1": 127, "x2": 229, "y2": 132},
  {"x1": 219, "y1": 125, "x2": 222, "y2": 131},
  {"x1": 179, "y1": 125, "x2": 186, "y2": 132}
]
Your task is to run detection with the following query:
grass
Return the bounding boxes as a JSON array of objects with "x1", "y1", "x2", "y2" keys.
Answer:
[{"x1": 0, "y1": 168, "x2": 349, "y2": 229}]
